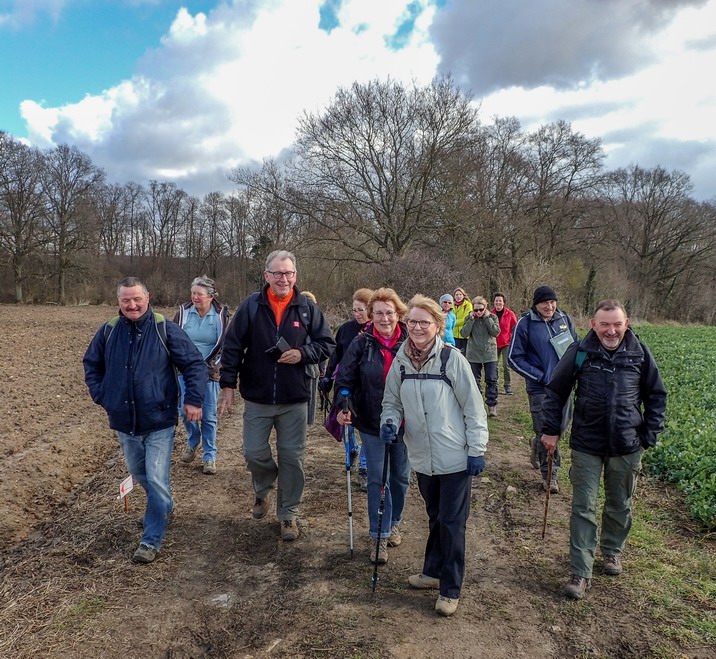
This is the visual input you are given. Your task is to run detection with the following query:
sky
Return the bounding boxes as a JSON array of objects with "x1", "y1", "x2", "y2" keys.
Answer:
[{"x1": 1, "y1": 0, "x2": 715, "y2": 201}]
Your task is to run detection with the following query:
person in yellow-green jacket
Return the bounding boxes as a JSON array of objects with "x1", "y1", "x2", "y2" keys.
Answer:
[{"x1": 451, "y1": 287, "x2": 473, "y2": 354}]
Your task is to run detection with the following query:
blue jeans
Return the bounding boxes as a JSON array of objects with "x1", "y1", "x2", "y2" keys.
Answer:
[
  {"x1": 417, "y1": 470, "x2": 473, "y2": 599},
  {"x1": 347, "y1": 425, "x2": 367, "y2": 471},
  {"x1": 470, "y1": 361, "x2": 498, "y2": 407},
  {"x1": 117, "y1": 426, "x2": 175, "y2": 550},
  {"x1": 179, "y1": 376, "x2": 219, "y2": 462},
  {"x1": 361, "y1": 432, "x2": 410, "y2": 538}
]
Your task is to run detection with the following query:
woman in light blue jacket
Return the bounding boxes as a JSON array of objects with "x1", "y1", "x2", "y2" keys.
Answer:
[{"x1": 380, "y1": 294, "x2": 488, "y2": 618}]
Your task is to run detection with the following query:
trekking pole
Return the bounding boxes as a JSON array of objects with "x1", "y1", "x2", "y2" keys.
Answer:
[
  {"x1": 344, "y1": 429, "x2": 355, "y2": 558},
  {"x1": 541, "y1": 451, "x2": 554, "y2": 540},
  {"x1": 371, "y1": 427, "x2": 392, "y2": 594},
  {"x1": 339, "y1": 390, "x2": 354, "y2": 558}
]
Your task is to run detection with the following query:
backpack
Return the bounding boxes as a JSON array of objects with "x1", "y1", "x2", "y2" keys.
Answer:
[
  {"x1": 104, "y1": 311, "x2": 169, "y2": 356},
  {"x1": 399, "y1": 344, "x2": 455, "y2": 389}
]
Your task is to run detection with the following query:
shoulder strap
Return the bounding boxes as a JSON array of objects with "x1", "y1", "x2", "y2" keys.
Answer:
[
  {"x1": 400, "y1": 345, "x2": 454, "y2": 389},
  {"x1": 574, "y1": 349, "x2": 587, "y2": 372},
  {"x1": 104, "y1": 313, "x2": 168, "y2": 357}
]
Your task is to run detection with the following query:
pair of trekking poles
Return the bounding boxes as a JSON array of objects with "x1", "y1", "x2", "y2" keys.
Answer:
[{"x1": 338, "y1": 390, "x2": 389, "y2": 594}]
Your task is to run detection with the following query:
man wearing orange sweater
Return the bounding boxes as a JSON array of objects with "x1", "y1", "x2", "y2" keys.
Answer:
[{"x1": 219, "y1": 250, "x2": 335, "y2": 540}]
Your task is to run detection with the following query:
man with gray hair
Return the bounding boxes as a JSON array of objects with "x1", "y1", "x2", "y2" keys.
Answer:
[
  {"x1": 219, "y1": 250, "x2": 335, "y2": 541},
  {"x1": 540, "y1": 299, "x2": 666, "y2": 599}
]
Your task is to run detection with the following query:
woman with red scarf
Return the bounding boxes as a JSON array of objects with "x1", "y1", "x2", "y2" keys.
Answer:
[{"x1": 334, "y1": 288, "x2": 410, "y2": 565}]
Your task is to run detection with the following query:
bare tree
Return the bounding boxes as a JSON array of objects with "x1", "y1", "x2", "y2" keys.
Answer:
[
  {"x1": 0, "y1": 134, "x2": 47, "y2": 302},
  {"x1": 524, "y1": 120, "x2": 605, "y2": 258},
  {"x1": 39, "y1": 144, "x2": 105, "y2": 304},
  {"x1": 146, "y1": 180, "x2": 186, "y2": 259},
  {"x1": 231, "y1": 76, "x2": 479, "y2": 263},
  {"x1": 603, "y1": 165, "x2": 715, "y2": 317}
]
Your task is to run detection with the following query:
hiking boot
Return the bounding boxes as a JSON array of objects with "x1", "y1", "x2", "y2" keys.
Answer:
[
  {"x1": 435, "y1": 595, "x2": 459, "y2": 616},
  {"x1": 387, "y1": 525, "x2": 402, "y2": 547},
  {"x1": 603, "y1": 554, "x2": 623, "y2": 576},
  {"x1": 358, "y1": 469, "x2": 368, "y2": 492},
  {"x1": 504, "y1": 385, "x2": 513, "y2": 395},
  {"x1": 370, "y1": 538, "x2": 388, "y2": 565},
  {"x1": 132, "y1": 543, "x2": 157, "y2": 564},
  {"x1": 202, "y1": 460, "x2": 216, "y2": 475},
  {"x1": 487, "y1": 406, "x2": 497, "y2": 417},
  {"x1": 181, "y1": 444, "x2": 198, "y2": 463},
  {"x1": 564, "y1": 574, "x2": 590, "y2": 600},
  {"x1": 408, "y1": 573, "x2": 440, "y2": 590},
  {"x1": 542, "y1": 479, "x2": 559, "y2": 494},
  {"x1": 251, "y1": 496, "x2": 270, "y2": 520},
  {"x1": 530, "y1": 441, "x2": 540, "y2": 469},
  {"x1": 280, "y1": 519, "x2": 299, "y2": 541}
]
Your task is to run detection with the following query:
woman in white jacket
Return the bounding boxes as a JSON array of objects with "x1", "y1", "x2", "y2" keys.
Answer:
[{"x1": 380, "y1": 294, "x2": 489, "y2": 617}]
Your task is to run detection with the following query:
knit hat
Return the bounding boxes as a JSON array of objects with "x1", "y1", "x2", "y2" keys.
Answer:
[
  {"x1": 439, "y1": 294, "x2": 454, "y2": 304},
  {"x1": 532, "y1": 285, "x2": 558, "y2": 306}
]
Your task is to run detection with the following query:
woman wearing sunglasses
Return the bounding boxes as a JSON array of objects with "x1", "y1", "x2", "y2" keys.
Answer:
[{"x1": 460, "y1": 296, "x2": 501, "y2": 417}]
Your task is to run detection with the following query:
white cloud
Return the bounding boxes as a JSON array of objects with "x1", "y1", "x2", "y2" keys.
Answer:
[
  {"x1": 0, "y1": 0, "x2": 66, "y2": 28},
  {"x1": 19, "y1": 0, "x2": 440, "y2": 193},
  {"x1": 14, "y1": 0, "x2": 716, "y2": 200}
]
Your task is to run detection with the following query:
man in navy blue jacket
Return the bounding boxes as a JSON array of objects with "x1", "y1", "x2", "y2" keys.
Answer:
[
  {"x1": 508, "y1": 285, "x2": 577, "y2": 492},
  {"x1": 84, "y1": 277, "x2": 207, "y2": 564}
]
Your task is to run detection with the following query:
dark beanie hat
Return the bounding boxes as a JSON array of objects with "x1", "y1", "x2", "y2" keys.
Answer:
[{"x1": 533, "y1": 285, "x2": 558, "y2": 306}]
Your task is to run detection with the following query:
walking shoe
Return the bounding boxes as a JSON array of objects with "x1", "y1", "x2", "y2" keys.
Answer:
[
  {"x1": 370, "y1": 538, "x2": 388, "y2": 565},
  {"x1": 564, "y1": 574, "x2": 590, "y2": 599},
  {"x1": 504, "y1": 385, "x2": 513, "y2": 395},
  {"x1": 358, "y1": 469, "x2": 368, "y2": 492},
  {"x1": 202, "y1": 460, "x2": 216, "y2": 475},
  {"x1": 435, "y1": 595, "x2": 459, "y2": 616},
  {"x1": 487, "y1": 406, "x2": 497, "y2": 417},
  {"x1": 542, "y1": 479, "x2": 559, "y2": 494},
  {"x1": 280, "y1": 519, "x2": 300, "y2": 541},
  {"x1": 408, "y1": 573, "x2": 440, "y2": 590},
  {"x1": 603, "y1": 554, "x2": 623, "y2": 576},
  {"x1": 251, "y1": 495, "x2": 270, "y2": 520},
  {"x1": 132, "y1": 543, "x2": 157, "y2": 564},
  {"x1": 387, "y1": 525, "x2": 402, "y2": 547},
  {"x1": 181, "y1": 444, "x2": 198, "y2": 463}
]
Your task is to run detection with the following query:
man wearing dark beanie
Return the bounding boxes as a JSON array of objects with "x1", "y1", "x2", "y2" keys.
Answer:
[{"x1": 508, "y1": 285, "x2": 577, "y2": 492}]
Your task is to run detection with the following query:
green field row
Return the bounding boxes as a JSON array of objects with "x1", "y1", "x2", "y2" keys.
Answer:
[{"x1": 635, "y1": 325, "x2": 716, "y2": 530}]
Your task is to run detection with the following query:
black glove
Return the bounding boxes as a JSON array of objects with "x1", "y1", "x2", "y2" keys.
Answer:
[{"x1": 318, "y1": 376, "x2": 332, "y2": 396}]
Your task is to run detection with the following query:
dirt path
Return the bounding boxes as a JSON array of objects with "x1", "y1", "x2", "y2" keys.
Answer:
[{"x1": 0, "y1": 306, "x2": 710, "y2": 658}]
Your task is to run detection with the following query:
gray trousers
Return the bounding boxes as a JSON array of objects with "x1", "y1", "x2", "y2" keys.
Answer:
[
  {"x1": 496, "y1": 346, "x2": 511, "y2": 388},
  {"x1": 569, "y1": 449, "x2": 641, "y2": 578},
  {"x1": 243, "y1": 401, "x2": 307, "y2": 521},
  {"x1": 528, "y1": 392, "x2": 561, "y2": 479}
]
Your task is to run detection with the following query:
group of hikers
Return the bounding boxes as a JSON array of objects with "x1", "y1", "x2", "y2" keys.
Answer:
[{"x1": 83, "y1": 249, "x2": 667, "y2": 616}]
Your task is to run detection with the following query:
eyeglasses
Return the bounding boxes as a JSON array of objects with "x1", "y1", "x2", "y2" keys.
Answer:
[
  {"x1": 475, "y1": 307, "x2": 485, "y2": 312},
  {"x1": 352, "y1": 308, "x2": 367, "y2": 314},
  {"x1": 266, "y1": 270, "x2": 296, "y2": 279},
  {"x1": 373, "y1": 310, "x2": 396, "y2": 319},
  {"x1": 406, "y1": 319, "x2": 434, "y2": 329}
]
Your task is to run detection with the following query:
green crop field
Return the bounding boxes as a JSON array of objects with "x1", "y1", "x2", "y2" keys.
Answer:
[{"x1": 635, "y1": 325, "x2": 716, "y2": 530}]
